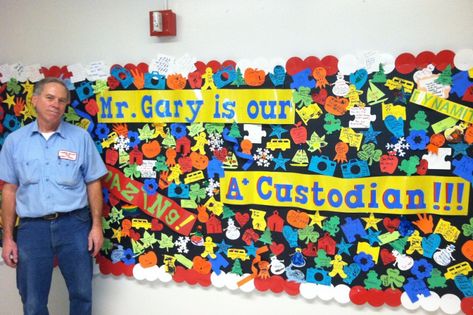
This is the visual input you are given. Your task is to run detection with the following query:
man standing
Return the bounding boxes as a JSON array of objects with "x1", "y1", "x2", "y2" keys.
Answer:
[{"x1": 0, "y1": 77, "x2": 108, "y2": 315}]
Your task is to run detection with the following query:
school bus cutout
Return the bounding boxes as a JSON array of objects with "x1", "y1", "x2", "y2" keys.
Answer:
[
  {"x1": 227, "y1": 248, "x2": 250, "y2": 261},
  {"x1": 266, "y1": 138, "x2": 291, "y2": 151}
]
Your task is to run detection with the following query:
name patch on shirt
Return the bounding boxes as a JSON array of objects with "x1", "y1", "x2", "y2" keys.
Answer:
[{"x1": 58, "y1": 150, "x2": 77, "y2": 161}]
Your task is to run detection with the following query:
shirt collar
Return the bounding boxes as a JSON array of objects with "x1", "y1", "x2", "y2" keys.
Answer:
[{"x1": 30, "y1": 120, "x2": 67, "y2": 139}]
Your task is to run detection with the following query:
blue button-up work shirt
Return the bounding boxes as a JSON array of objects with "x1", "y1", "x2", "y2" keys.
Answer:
[{"x1": 0, "y1": 120, "x2": 108, "y2": 218}]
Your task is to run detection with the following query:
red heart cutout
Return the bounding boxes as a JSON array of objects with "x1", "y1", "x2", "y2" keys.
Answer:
[
  {"x1": 151, "y1": 218, "x2": 164, "y2": 231},
  {"x1": 285, "y1": 57, "x2": 307, "y2": 76},
  {"x1": 320, "y1": 55, "x2": 339, "y2": 76},
  {"x1": 304, "y1": 56, "x2": 322, "y2": 72},
  {"x1": 380, "y1": 248, "x2": 396, "y2": 265},
  {"x1": 194, "y1": 60, "x2": 222, "y2": 74},
  {"x1": 383, "y1": 217, "x2": 400, "y2": 232},
  {"x1": 213, "y1": 147, "x2": 228, "y2": 162},
  {"x1": 269, "y1": 242, "x2": 285, "y2": 256},
  {"x1": 461, "y1": 297, "x2": 473, "y2": 315},
  {"x1": 222, "y1": 59, "x2": 237, "y2": 70},
  {"x1": 235, "y1": 212, "x2": 250, "y2": 227}
]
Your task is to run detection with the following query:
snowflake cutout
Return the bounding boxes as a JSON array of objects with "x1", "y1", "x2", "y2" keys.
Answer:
[
  {"x1": 385, "y1": 137, "x2": 410, "y2": 157},
  {"x1": 253, "y1": 147, "x2": 274, "y2": 167},
  {"x1": 113, "y1": 135, "x2": 130, "y2": 151},
  {"x1": 174, "y1": 236, "x2": 190, "y2": 254},
  {"x1": 205, "y1": 178, "x2": 220, "y2": 197},
  {"x1": 208, "y1": 133, "x2": 224, "y2": 151}
]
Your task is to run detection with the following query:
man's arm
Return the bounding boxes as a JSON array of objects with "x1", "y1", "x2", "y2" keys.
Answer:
[
  {"x1": 1, "y1": 183, "x2": 18, "y2": 267},
  {"x1": 86, "y1": 179, "x2": 104, "y2": 257}
]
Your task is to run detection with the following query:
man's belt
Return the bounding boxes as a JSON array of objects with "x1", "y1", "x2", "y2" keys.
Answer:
[{"x1": 22, "y1": 207, "x2": 89, "y2": 221}]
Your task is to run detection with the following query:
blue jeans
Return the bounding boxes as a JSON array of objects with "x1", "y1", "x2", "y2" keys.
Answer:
[{"x1": 16, "y1": 208, "x2": 93, "y2": 315}]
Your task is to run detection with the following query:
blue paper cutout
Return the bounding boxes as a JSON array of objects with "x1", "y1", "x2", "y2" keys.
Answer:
[
  {"x1": 213, "y1": 66, "x2": 237, "y2": 89},
  {"x1": 75, "y1": 81, "x2": 94, "y2": 101},
  {"x1": 451, "y1": 71, "x2": 472, "y2": 97},
  {"x1": 452, "y1": 156, "x2": 473, "y2": 183},
  {"x1": 411, "y1": 258, "x2": 433, "y2": 279},
  {"x1": 273, "y1": 152, "x2": 290, "y2": 171},
  {"x1": 144, "y1": 71, "x2": 166, "y2": 89},
  {"x1": 170, "y1": 123, "x2": 187, "y2": 139},
  {"x1": 421, "y1": 234, "x2": 441, "y2": 258},
  {"x1": 269, "y1": 65, "x2": 286, "y2": 86},
  {"x1": 343, "y1": 263, "x2": 361, "y2": 284},
  {"x1": 306, "y1": 268, "x2": 332, "y2": 285},
  {"x1": 341, "y1": 159, "x2": 370, "y2": 178},
  {"x1": 406, "y1": 129, "x2": 429, "y2": 150},
  {"x1": 168, "y1": 183, "x2": 189, "y2": 198},
  {"x1": 207, "y1": 156, "x2": 225, "y2": 178},
  {"x1": 384, "y1": 115, "x2": 405, "y2": 139},
  {"x1": 403, "y1": 277, "x2": 431, "y2": 303},
  {"x1": 290, "y1": 68, "x2": 315, "y2": 90},
  {"x1": 308, "y1": 155, "x2": 337, "y2": 176},
  {"x1": 349, "y1": 69, "x2": 368, "y2": 90},
  {"x1": 3, "y1": 114, "x2": 20, "y2": 132},
  {"x1": 341, "y1": 217, "x2": 367, "y2": 243},
  {"x1": 282, "y1": 225, "x2": 299, "y2": 248},
  {"x1": 454, "y1": 275, "x2": 473, "y2": 297},
  {"x1": 110, "y1": 65, "x2": 134, "y2": 89},
  {"x1": 208, "y1": 253, "x2": 229, "y2": 275},
  {"x1": 353, "y1": 252, "x2": 375, "y2": 272}
]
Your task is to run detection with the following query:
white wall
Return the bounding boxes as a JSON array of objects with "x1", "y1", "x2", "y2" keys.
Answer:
[{"x1": 1, "y1": 0, "x2": 472, "y2": 314}]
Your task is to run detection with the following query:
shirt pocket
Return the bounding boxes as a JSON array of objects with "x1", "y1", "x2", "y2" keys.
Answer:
[
  {"x1": 55, "y1": 159, "x2": 81, "y2": 187},
  {"x1": 18, "y1": 159, "x2": 41, "y2": 185}
]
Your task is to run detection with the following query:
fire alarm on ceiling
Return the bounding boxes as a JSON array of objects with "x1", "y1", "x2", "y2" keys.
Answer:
[{"x1": 149, "y1": 10, "x2": 176, "y2": 36}]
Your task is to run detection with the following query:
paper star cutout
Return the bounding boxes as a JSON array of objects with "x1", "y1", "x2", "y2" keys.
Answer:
[
  {"x1": 269, "y1": 125, "x2": 288, "y2": 139},
  {"x1": 244, "y1": 242, "x2": 257, "y2": 258},
  {"x1": 362, "y1": 213, "x2": 382, "y2": 230},
  {"x1": 21, "y1": 81, "x2": 34, "y2": 97},
  {"x1": 111, "y1": 227, "x2": 122, "y2": 242},
  {"x1": 308, "y1": 211, "x2": 327, "y2": 228},
  {"x1": 363, "y1": 229, "x2": 381, "y2": 246},
  {"x1": 3, "y1": 94, "x2": 15, "y2": 109},
  {"x1": 362, "y1": 124, "x2": 382, "y2": 144},
  {"x1": 449, "y1": 142, "x2": 469, "y2": 158},
  {"x1": 216, "y1": 240, "x2": 232, "y2": 255},
  {"x1": 273, "y1": 152, "x2": 290, "y2": 171},
  {"x1": 336, "y1": 238, "x2": 353, "y2": 255}
]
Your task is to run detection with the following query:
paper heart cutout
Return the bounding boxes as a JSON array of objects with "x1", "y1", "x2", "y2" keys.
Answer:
[
  {"x1": 384, "y1": 115, "x2": 405, "y2": 138},
  {"x1": 269, "y1": 242, "x2": 285, "y2": 256},
  {"x1": 349, "y1": 68, "x2": 368, "y2": 90},
  {"x1": 383, "y1": 217, "x2": 400, "y2": 232},
  {"x1": 380, "y1": 248, "x2": 396, "y2": 265},
  {"x1": 194, "y1": 60, "x2": 236, "y2": 75},
  {"x1": 235, "y1": 212, "x2": 250, "y2": 227},
  {"x1": 285, "y1": 57, "x2": 307, "y2": 76},
  {"x1": 285, "y1": 56, "x2": 320, "y2": 76}
]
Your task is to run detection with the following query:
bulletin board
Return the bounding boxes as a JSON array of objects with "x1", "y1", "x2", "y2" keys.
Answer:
[{"x1": 0, "y1": 50, "x2": 472, "y2": 314}]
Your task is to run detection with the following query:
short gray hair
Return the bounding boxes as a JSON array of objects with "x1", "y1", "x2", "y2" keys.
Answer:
[{"x1": 33, "y1": 77, "x2": 71, "y2": 103}]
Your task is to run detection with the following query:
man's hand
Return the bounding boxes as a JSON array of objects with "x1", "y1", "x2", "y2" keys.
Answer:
[
  {"x1": 1, "y1": 238, "x2": 18, "y2": 267},
  {"x1": 88, "y1": 225, "x2": 103, "y2": 257}
]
